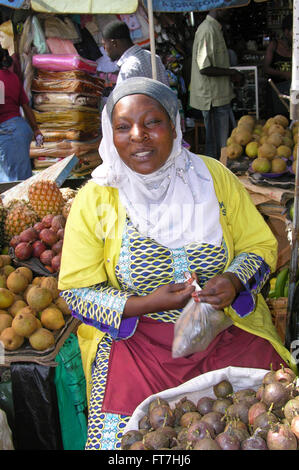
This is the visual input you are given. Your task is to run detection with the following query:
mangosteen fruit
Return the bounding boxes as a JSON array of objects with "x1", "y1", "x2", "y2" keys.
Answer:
[
  {"x1": 121, "y1": 430, "x2": 144, "y2": 449},
  {"x1": 215, "y1": 431, "x2": 240, "y2": 450},
  {"x1": 193, "y1": 437, "x2": 221, "y2": 450},
  {"x1": 212, "y1": 397, "x2": 233, "y2": 415},
  {"x1": 197, "y1": 396, "x2": 215, "y2": 415},
  {"x1": 149, "y1": 404, "x2": 175, "y2": 429},
  {"x1": 266, "y1": 422, "x2": 298, "y2": 450},
  {"x1": 180, "y1": 411, "x2": 201, "y2": 427},
  {"x1": 213, "y1": 379, "x2": 233, "y2": 398},
  {"x1": 200, "y1": 411, "x2": 225, "y2": 435},
  {"x1": 261, "y1": 381, "x2": 290, "y2": 409}
]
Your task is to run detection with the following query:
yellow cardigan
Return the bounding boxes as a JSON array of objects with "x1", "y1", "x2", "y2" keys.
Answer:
[{"x1": 58, "y1": 156, "x2": 297, "y2": 401}]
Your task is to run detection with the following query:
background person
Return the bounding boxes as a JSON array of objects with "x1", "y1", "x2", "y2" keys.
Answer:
[
  {"x1": 0, "y1": 48, "x2": 43, "y2": 182},
  {"x1": 58, "y1": 77, "x2": 294, "y2": 450},
  {"x1": 263, "y1": 14, "x2": 292, "y2": 117},
  {"x1": 189, "y1": 9, "x2": 243, "y2": 159},
  {"x1": 101, "y1": 20, "x2": 169, "y2": 86}
]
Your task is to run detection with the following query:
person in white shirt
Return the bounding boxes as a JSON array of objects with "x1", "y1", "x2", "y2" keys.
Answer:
[{"x1": 101, "y1": 20, "x2": 169, "y2": 86}]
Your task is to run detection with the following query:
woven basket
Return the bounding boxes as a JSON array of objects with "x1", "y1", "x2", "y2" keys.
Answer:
[{"x1": 267, "y1": 297, "x2": 288, "y2": 343}]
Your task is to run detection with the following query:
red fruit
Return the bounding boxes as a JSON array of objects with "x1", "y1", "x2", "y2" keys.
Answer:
[
  {"x1": 51, "y1": 214, "x2": 66, "y2": 232},
  {"x1": 248, "y1": 401, "x2": 267, "y2": 426},
  {"x1": 40, "y1": 249, "x2": 54, "y2": 265},
  {"x1": 256, "y1": 385, "x2": 265, "y2": 401},
  {"x1": 39, "y1": 228, "x2": 58, "y2": 246},
  {"x1": 10, "y1": 235, "x2": 21, "y2": 248},
  {"x1": 262, "y1": 381, "x2": 290, "y2": 409},
  {"x1": 57, "y1": 228, "x2": 64, "y2": 240},
  {"x1": 291, "y1": 415, "x2": 299, "y2": 439},
  {"x1": 42, "y1": 214, "x2": 55, "y2": 228},
  {"x1": 274, "y1": 365, "x2": 296, "y2": 385},
  {"x1": 52, "y1": 239, "x2": 63, "y2": 254},
  {"x1": 266, "y1": 423, "x2": 297, "y2": 450},
  {"x1": 33, "y1": 221, "x2": 46, "y2": 233},
  {"x1": 15, "y1": 242, "x2": 33, "y2": 260},
  {"x1": 51, "y1": 253, "x2": 61, "y2": 272},
  {"x1": 19, "y1": 227, "x2": 39, "y2": 243},
  {"x1": 32, "y1": 240, "x2": 47, "y2": 258}
]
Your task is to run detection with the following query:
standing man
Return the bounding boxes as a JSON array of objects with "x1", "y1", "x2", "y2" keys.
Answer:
[
  {"x1": 189, "y1": 10, "x2": 243, "y2": 159},
  {"x1": 101, "y1": 20, "x2": 169, "y2": 86}
]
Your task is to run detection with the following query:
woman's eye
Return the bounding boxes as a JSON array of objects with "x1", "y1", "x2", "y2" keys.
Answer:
[
  {"x1": 146, "y1": 119, "x2": 161, "y2": 127},
  {"x1": 115, "y1": 124, "x2": 129, "y2": 130}
]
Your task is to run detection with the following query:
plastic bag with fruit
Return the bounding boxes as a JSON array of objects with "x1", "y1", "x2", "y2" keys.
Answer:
[{"x1": 172, "y1": 274, "x2": 233, "y2": 358}]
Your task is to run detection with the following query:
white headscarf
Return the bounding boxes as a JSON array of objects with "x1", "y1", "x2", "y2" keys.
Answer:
[{"x1": 92, "y1": 78, "x2": 222, "y2": 249}]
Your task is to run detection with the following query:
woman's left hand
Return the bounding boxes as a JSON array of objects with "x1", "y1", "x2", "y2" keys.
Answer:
[
  {"x1": 34, "y1": 128, "x2": 44, "y2": 147},
  {"x1": 191, "y1": 272, "x2": 243, "y2": 310}
]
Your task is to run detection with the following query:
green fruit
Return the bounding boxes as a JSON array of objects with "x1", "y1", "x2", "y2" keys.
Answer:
[
  {"x1": 274, "y1": 267, "x2": 289, "y2": 298},
  {"x1": 284, "y1": 279, "x2": 289, "y2": 297},
  {"x1": 289, "y1": 203, "x2": 294, "y2": 221}
]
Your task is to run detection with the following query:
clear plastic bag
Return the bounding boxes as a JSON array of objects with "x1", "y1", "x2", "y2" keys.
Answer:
[{"x1": 172, "y1": 275, "x2": 233, "y2": 358}]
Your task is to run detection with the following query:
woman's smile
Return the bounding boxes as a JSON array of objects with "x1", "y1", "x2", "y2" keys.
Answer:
[{"x1": 131, "y1": 148, "x2": 154, "y2": 160}]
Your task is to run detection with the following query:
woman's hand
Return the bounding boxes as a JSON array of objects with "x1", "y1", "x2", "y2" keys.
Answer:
[
  {"x1": 123, "y1": 281, "x2": 195, "y2": 318},
  {"x1": 191, "y1": 272, "x2": 243, "y2": 310},
  {"x1": 147, "y1": 282, "x2": 195, "y2": 312},
  {"x1": 34, "y1": 128, "x2": 44, "y2": 147}
]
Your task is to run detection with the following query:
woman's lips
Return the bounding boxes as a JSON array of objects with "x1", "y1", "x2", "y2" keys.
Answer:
[{"x1": 131, "y1": 149, "x2": 154, "y2": 160}]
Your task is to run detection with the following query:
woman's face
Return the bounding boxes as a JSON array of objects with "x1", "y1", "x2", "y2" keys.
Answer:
[{"x1": 112, "y1": 94, "x2": 176, "y2": 175}]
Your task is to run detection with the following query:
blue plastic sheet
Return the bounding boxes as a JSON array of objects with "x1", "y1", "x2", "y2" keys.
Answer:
[{"x1": 143, "y1": 0, "x2": 251, "y2": 12}]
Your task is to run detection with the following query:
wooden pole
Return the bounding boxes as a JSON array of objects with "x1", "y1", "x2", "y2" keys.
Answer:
[
  {"x1": 285, "y1": 0, "x2": 299, "y2": 352},
  {"x1": 147, "y1": 0, "x2": 157, "y2": 80}
]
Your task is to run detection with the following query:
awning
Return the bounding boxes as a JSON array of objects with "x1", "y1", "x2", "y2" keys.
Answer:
[
  {"x1": 143, "y1": 0, "x2": 267, "y2": 12},
  {"x1": 0, "y1": 0, "x2": 29, "y2": 8},
  {"x1": 31, "y1": 0, "x2": 138, "y2": 14}
]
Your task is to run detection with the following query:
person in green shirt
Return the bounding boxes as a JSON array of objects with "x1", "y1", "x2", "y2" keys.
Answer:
[{"x1": 189, "y1": 10, "x2": 243, "y2": 159}]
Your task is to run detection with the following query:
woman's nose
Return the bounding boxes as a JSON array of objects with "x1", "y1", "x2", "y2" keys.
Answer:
[{"x1": 130, "y1": 124, "x2": 147, "y2": 141}]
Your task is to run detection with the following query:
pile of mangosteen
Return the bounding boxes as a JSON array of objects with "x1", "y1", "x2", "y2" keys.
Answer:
[{"x1": 121, "y1": 365, "x2": 299, "y2": 450}]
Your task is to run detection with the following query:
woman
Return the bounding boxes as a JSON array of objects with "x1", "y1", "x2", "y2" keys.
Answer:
[
  {"x1": 0, "y1": 47, "x2": 43, "y2": 182},
  {"x1": 263, "y1": 14, "x2": 292, "y2": 116},
  {"x1": 58, "y1": 77, "x2": 296, "y2": 450}
]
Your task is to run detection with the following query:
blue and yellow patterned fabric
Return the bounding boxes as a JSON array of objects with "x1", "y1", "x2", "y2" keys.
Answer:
[
  {"x1": 61, "y1": 218, "x2": 271, "y2": 450},
  {"x1": 61, "y1": 218, "x2": 270, "y2": 340}
]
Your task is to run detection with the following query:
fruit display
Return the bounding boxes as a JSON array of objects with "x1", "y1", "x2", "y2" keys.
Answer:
[
  {"x1": 121, "y1": 366, "x2": 299, "y2": 450},
  {"x1": 0, "y1": 257, "x2": 71, "y2": 352},
  {"x1": 226, "y1": 114, "x2": 298, "y2": 175},
  {"x1": 0, "y1": 180, "x2": 76, "y2": 274}
]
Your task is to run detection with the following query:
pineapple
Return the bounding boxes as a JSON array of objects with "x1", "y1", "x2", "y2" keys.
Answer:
[
  {"x1": 28, "y1": 180, "x2": 65, "y2": 219},
  {"x1": 62, "y1": 198, "x2": 74, "y2": 219},
  {"x1": 60, "y1": 187, "x2": 77, "y2": 202},
  {"x1": 4, "y1": 202, "x2": 39, "y2": 242}
]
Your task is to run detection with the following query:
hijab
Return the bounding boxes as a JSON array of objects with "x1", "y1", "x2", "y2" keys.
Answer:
[{"x1": 91, "y1": 77, "x2": 222, "y2": 249}]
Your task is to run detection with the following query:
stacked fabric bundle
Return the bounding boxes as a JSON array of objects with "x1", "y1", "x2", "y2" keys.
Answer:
[
  {"x1": 16, "y1": 14, "x2": 104, "y2": 175},
  {"x1": 30, "y1": 60, "x2": 104, "y2": 174}
]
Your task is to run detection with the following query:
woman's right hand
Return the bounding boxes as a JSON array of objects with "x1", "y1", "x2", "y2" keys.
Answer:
[
  {"x1": 123, "y1": 282, "x2": 195, "y2": 318},
  {"x1": 146, "y1": 282, "x2": 195, "y2": 313}
]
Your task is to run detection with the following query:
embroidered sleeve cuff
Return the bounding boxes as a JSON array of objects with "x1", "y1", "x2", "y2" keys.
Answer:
[
  {"x1": 225, "y1": 252, "x2": 271, "y2": 317},
  {"x1": 60, "y1": 284, "x2": 138, "y2": 340}
]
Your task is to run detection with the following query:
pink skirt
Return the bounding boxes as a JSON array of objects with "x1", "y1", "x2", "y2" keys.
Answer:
[{"x1": 101, "y1": 316, "x2": 286, "y2": 416}]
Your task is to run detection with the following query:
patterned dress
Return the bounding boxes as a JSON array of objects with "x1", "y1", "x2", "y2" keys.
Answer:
[{"x1": 61, "y1": 218, "x2": 269, "y2": 450}]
